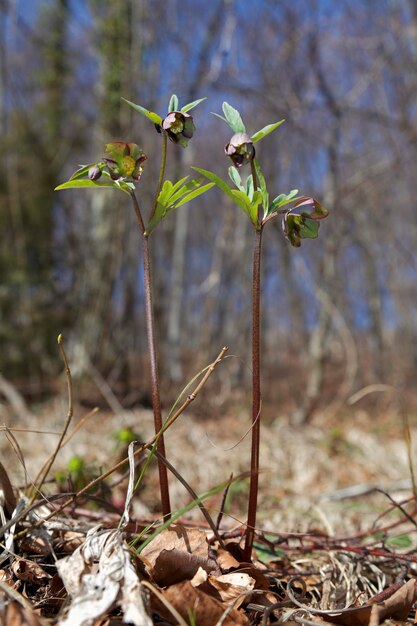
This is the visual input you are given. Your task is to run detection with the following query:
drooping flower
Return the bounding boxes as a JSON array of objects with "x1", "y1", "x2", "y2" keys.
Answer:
[
  {"x1": 162, "y1": 111, "x2": 195, "y2": 148},
  {"x1": 225, "y1": 132, "x2": 255, "y2": 168},
  {"x1": 103, "y1": 142, "x2": 147, "y2": 182}
]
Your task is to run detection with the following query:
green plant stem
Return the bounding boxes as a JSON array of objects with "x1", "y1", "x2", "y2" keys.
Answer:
[
  {"x1": 149, "y1": 130, "x2": 168, "y2": 223},
  {"x1": 244, "y1": 159, "x2": 262, "y2": 560},
  {"x1": 131, "y1": 192, "x2": 171, "y2": 519}
]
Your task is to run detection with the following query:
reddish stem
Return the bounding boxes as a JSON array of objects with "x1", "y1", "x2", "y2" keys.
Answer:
[
  {"x1": 131, "y1": 192, "x2": 171, "y2": 519},
  {"x1": 243, "y1": 225, "x2": 263, "y2": 560}
]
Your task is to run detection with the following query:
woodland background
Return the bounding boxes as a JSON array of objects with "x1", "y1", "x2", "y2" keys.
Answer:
[{"x1": 1, "y1": 0, "x2": 417, "y2": 425}]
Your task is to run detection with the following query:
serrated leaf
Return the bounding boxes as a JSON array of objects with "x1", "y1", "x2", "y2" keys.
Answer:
[
  {"x1": 145, "y1": 178, "x2": 214, "y2": 235},
  {"x1": 55, "y1": 179, "x2": 122, "y2": 192},
  {"x1": 251, "y1": 119, "x2": 285, "y2": 143},
  {"x1": 168, "y1": 178, "x2": 202, "y2": 205},
  {"x1": 192, "y1": 167, "x2": 250, "y2": 214},
  {"x1": 168, "y1": 94, "x2": 179, "y2": 113},
  {"x1": 175, "y1": 182, "x2": 214, "y2": 208},
  {"x1": 121, "y1": 97, "x2": 163, "y2": 125},
  {"x1": 181, "y1": 97, "x2": 206, "y2": 113},
  {"x1": 222, "y1": 102, "x2": 246, "y2": 133},
  {"x1": 193, "y1": 166, "x2": 260, "y2": 227},
  {"x1": 228, "y1": 166, "x2": 244, "y2": 191},
  {"x1": 168, "y1": 175, "x2": 190, "y2": 196}
]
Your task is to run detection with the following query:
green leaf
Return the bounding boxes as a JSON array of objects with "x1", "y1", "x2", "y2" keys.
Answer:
[
  {"x1": 168, "y1": 178, "x2": 202, "y2": 205},
  {"x1": 192, "y1": 166, "x2": 250, "y2": 214},
  {"x1": 230, "y1": 189, "x2": 260, "y2": 227},
  {"x1": 228, "y1": 166, "x2": 244, "y2": 191},
  {"x1": 175, "y1": 182, "x2": 214, "y2": 208},
  {"x1": 268, "y1": 190, "x2": 300, "y2": 214},
  {"x1": 168, "y1": 94, "x2": 179, "y2": 112},
  {"x1": 157, "y1": 179, "x2": 174, "y2": 207},
  {"x1": 192, "y1": 166, "x2": 261, "y2": 228},
  {"x1": 211, "y1": 112, "x2": 229, "y2": 125},
  {"x1": 254, "y1": 159, "x2": 269, "y2": 214},
  {"x1": 251, "y1": 119, "x2": 285, "y2": 143},
  {"x1": 145, "y1": 177, "x2": 214, "y2": 235},
  {"x1": 222, "y1": 102, "x2": 246, "y2": 133},
  {"x1": 249, "y1": 190, "x2": 263, "y2": 226},
  {"x1": 386, "y1": 534, "x2": 413, "y2": 550},
  {"x1": 283, "y1": 214, "x2": 320, "y2": 247},
  {"x1": 181, "y1": 97, "x2": 206, "y2": 113},
  {"x1": 246, "y1": 173, "x2": 254, "y2": 200},
  {"x1": 167, "y1": 175, "x2": 190, "y2": 198},
  {"x1": 55, "y1": 179, "x2": 121, "y2": 192},
  {"x1": 121, "y1": 97, "x2": 163, "y2": 126},
  {"x1": 300, "y1": 217, "x2": 320, "y2": 238}
]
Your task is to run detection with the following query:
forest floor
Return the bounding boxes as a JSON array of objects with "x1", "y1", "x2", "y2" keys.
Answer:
[{"x1": 1, "y1": 396, "x2": 417, "y2": 624}]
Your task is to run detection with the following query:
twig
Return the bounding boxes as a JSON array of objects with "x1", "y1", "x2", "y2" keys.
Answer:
[
  {"x1": 29, "y1": 335, "x2": 74, "y2": 503},
  {"x1": 0, "y1": 579, "x2": 51, "y2": 626},
  {"x1": 11, "y1": 347, "x2": 229, "y2": 539},
  {"x1": 216, "y1": 473, "x2": 233, "y2": 531},
  {"x1": 374, "y1": 488, "x2": 417, "y2": 529},
  {"x1": 159, "y1": 346, "x2": 228, "y2": 437},
  {"x1": 149, "y1": 444, "x2": 225, "y2": 548},
  {"x1": 135, "y1": 346, "x2": 229, "y2": 492}
]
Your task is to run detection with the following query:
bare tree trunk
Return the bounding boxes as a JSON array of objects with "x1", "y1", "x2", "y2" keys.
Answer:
[{"x1": 166, "y1": 0, "x2": 237, "y2": 382}]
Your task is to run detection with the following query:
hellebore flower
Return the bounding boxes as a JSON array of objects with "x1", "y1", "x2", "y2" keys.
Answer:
[
  {"x1": 225, "y1": 132, "x2": 255, "y2": 168},
  {"x1": 162, "y1": 111, "x2": 195, "y2": 148},
  {"x1": 103, "y1": 142, "x2": 147, "y2": 182}
]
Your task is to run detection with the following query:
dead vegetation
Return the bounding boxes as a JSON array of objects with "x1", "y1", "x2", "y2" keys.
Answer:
[{"x1": 1, "y1": 370, "x2": 417, "y2": 624}]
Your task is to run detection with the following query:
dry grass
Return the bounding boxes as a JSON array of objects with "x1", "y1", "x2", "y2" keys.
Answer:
[{"x1": 0, "y1": 397, "x2": 415, "y2": 536}]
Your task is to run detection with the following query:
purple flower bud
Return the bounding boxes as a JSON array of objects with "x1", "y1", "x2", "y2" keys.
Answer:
[
  {"x1": 88, "y1": 165, "x2": 102, "y2": 181},
  {"x1": 162, "y1": 111, "x2": 195, "y2": 148},
  {"x1": 225, "y1": 132, "x2": 255, "y2": 168}
]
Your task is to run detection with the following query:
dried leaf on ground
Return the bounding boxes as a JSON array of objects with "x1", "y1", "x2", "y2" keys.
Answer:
[
  {"x1": 140, "y1": 525, "x2": 218, "y2": 586},
  {"x1": 56, "y1": 528, "x2": 152, "y2": 626},
  {"x1": 159, "y1": 579, "x2": 249, "y2": 625},
  {"x1": 207, "y1": 572, "x2": 255, "y2": 606},
  {"x1": 11, "y1": 558, "x2": 51, "y2": 585}
]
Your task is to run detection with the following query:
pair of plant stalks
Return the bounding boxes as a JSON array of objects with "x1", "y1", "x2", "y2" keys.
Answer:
[{"x1": 56, "y1": 95, "x2": 328, "y2": 560}]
